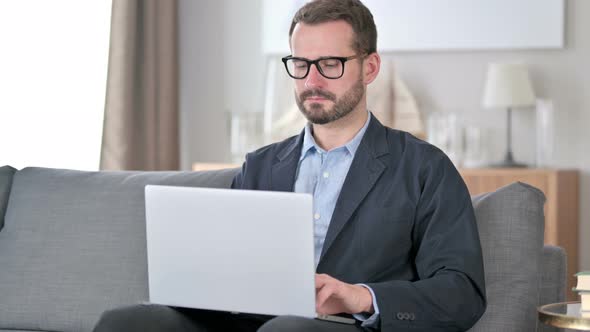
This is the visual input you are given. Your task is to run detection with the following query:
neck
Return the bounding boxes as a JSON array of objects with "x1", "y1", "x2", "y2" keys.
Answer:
[{"x1": 311, "y1": 106, "x2": 368, "y2": 151}]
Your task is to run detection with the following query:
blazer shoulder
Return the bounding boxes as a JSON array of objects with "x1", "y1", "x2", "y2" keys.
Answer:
[
  {"x1": 245, "y1": 134, "x2": 301, "y2": 164},
  {"x1": 384, "y1": 127, "x2": 447, "y2": 162},
  {"x1": 232, "y1": 134, "x2": 301, "y2": 189}
]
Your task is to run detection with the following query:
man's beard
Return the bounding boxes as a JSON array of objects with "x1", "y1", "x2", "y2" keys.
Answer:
[{"x1": 295, "y1": 79, "x2": 364, "y2": 125}]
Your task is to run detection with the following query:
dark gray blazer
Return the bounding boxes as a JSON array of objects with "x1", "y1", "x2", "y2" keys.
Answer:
[{"x1": 231, "y1": 115, "x2": 486, "y2": 331}]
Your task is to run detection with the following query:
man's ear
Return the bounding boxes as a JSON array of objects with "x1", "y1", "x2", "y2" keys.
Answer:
[{"x1": 363, "y1": 52, "x2": 381, "y2": 85}]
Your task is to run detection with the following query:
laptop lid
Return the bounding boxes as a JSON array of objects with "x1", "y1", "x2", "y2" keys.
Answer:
[{"x1": 144, "y1": 185, "x2": 316, "y2": 318}]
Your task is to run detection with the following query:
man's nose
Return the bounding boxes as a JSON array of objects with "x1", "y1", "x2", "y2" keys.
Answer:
[{"x1": 305, "y1": 64, "x2": 326, "y2": 89}]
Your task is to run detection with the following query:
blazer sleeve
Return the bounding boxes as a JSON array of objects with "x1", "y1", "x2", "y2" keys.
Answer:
[
  {"x1": 366, "y1": 149, "x2": 487, "y2": 332},
  {"x1": 231, "y1": 150, "x2": 256, "y2": 189},
  {"x1": 230, "y1": 160, "x2": 246, "y2": 189}
]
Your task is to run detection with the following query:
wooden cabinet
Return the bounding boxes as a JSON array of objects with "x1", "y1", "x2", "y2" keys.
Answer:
[
  {"x1": 459, "y1": 168, "x2": 579, "y2": 300},
  {"x1": 192, "y1": 163, "x2": 239, "y2": 171}
]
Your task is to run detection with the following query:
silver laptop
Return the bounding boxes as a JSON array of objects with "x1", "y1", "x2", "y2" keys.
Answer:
[{"x1": 144, "y1": 185, "x2": 355, "y2": 324}]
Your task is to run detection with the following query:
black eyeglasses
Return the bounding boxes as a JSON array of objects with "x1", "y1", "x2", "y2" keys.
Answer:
[{"x1": 281, "y1": 54, "x2": 366, "y2": 79}]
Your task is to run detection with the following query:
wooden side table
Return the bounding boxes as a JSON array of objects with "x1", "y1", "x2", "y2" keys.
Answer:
[
  {"x1": 538, "y1": 302, "x2": 590, "y2": 330},
  {"x1": 459, "y1": 168, "x2": 579, "y2": 301}
]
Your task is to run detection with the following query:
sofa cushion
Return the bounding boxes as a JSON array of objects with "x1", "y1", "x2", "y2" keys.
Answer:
[
  {"x1": 0, "y1": 167, "x2": 240, "y2": 332},
  {"x1": 0, "y1": 166, "x2": 17, "y2": 232},
  {"x1": 468, "y1": 182, "x2": 545, "y2": 332}
]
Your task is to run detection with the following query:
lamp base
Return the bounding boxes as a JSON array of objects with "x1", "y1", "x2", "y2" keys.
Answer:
[
  {"x1": 491, "y1": 111, "x2": 528, "y2": 168},
  {"x1": 489, "y1": 151, "x2": 528, "y2": 168}
]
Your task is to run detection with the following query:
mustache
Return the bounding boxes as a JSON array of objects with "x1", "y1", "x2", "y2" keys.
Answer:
[{"x1": 299, "y1": 89, "x2": 336, "y2": 101}]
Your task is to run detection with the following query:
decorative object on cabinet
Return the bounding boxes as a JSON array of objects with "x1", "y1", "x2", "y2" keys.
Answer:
[
  {"x1": 426, "y1": 112, "x2": 462, "y2": 166},
  {"x1": 535, "y1": 99, "x2": 555, "y2": 167}
]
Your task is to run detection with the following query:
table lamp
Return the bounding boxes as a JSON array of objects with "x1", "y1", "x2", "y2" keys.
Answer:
[{"x1": 482, "y1": 63, "x2": 536, "y2": 167}]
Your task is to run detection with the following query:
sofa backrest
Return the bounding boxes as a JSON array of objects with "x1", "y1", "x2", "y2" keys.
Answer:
[
  {"x1": 0, "y1": 167, "x2": 239, "y2": 332},
  {"x1": 0, "y1": 167, "x2": 564, "y2": 332}
]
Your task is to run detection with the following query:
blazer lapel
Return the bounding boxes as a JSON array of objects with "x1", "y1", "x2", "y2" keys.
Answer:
[
  {"x1": 319, "y1": 117, "x2": 389, "y2": 262},
  {"x1": 270, "y1": 131, "x2": 304, "y2": 192}
]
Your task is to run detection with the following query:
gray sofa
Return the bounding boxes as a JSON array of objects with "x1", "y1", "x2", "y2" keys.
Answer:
[{"x1": 0, "y1": 166, "x2": 565, "y2": 332}]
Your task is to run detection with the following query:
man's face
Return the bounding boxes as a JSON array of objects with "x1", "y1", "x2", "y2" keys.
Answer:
[{"x1": 290, "y1": 21, "x2": 365, "y2": 125}]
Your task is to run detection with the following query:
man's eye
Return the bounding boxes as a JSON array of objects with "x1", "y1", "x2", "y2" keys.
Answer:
[
  {"x1": 293, "y1": 61, "x2": 307, "y2": 68},
  {"x1": 322, "y1": 60, "x2": 339, "y2": 68}
]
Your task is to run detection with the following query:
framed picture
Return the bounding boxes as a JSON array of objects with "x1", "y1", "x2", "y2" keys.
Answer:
[{"x1": 262, "y1": 0, "x2": 565, "y2": 54}]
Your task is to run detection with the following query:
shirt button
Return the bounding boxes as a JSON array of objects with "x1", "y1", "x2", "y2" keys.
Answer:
[
  {"x1": 323, "y1": 172, "x2": 329, "y2": 178},
  {"x1": 314, "y1": 213, "x2": 320, "y2": 220}
]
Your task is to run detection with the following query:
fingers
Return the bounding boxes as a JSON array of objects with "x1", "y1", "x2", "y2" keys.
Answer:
[
  {"x1": 316, "y1": 283, "x2": 336, "y2": 314},
  {"x1": 315, "y1": 275, "x2": 346, "y2": 315},
  {"x1": 314, "y1": 274, "x2": 370, "y2": 315},
  {"x1": 315, "y1": 284, "x2": 330, "y2": 308},
  {"x1": 315, "y1": 273, "x2": 332, "y2": 289},
  {"x1": 315, "y1": 274, "x2": 333, "y2": 309}
]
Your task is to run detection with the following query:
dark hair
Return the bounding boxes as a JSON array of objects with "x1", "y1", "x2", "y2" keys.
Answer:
[{"x1": 289, "y1": 0, "x2": 377, "y2": 55}]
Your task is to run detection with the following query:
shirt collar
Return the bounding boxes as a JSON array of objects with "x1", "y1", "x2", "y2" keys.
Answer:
[{"x1": 300, "y1": 110, "x2": 372, "y2": 160}]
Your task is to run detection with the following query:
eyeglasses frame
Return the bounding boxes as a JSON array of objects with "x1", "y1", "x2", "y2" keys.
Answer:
[{"x1": 281, "y1": 54, "x2": 367, "y2": 80}]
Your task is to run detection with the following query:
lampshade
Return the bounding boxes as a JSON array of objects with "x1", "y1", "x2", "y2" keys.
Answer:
[{"x1": 482, "y1": 63, "x2": 536, "y2": 109}]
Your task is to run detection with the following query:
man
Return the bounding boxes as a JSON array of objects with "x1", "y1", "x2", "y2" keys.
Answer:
[{"x1": 94, "y1": 0, "x2": 486, "y2": 331}]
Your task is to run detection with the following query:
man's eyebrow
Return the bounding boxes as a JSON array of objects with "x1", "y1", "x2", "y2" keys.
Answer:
[{"x1": 292, "y1": 55, "x2": 343, "y2": 60}]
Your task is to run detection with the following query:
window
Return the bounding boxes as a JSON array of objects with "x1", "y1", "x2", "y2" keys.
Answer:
[{"x1": 0, "y1": 1, "x2": 112, "y2": 170}]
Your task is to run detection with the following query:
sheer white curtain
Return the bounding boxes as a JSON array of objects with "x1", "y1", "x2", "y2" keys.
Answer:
[{"x1": 0, "y1": 1, "x2": 111, "y2": 170}]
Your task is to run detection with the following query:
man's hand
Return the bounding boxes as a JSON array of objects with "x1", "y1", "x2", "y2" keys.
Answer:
[{"x1": 315, "y1": 273, "x2": 374, "y2": 315}]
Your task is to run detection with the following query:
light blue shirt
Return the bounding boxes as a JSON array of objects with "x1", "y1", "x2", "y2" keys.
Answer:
[{"x1": 293, "y1": 111, "x2": 380, "y2": 327}]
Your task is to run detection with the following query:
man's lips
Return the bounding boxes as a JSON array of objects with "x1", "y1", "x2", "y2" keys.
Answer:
[
  {"x1": 300, "y1": 89, "x2": 335, "y2": 103},
  {"x1": 306, "y1": 96, "x2": 329, "y2": 102}
]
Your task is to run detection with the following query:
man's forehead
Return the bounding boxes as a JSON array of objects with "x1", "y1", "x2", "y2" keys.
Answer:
[{"x1": 290, "y1": 20, "x2": 355, "y2": 57}]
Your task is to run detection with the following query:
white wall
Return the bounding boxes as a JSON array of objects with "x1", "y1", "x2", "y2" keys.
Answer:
[
  {"x1": 179, "y1": 0, "x2": 590, "y2": 270},
  {"x1": 389, "y1": 0, "x2": 590, "y2": 271},
  {"x1": 223, "y1": 0, "x2": 266, "y2": 115},
  {"x1": 179, "y1": 0, "x2": 265, "y2": 169},
  {"x1": 179, "y1": 0, "x2": 228, "y2": 168}
]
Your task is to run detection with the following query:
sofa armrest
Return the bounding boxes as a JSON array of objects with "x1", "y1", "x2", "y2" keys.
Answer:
[
  {"x1": 0, "y1": 165, "x2": 17, "y2": 231},
  {"x1": 537, "y1": 245, "x2": 566, "y2": 332}
]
